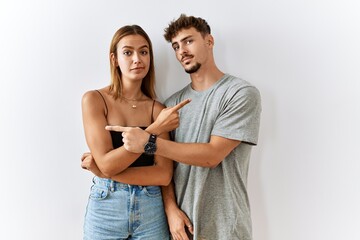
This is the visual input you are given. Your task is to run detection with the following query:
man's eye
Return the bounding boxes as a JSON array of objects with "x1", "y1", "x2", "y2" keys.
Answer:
[
  {"x1": 173, "y1": 46, "x2": 179, "y2": 51},
  {"x1": 186, "y1": 40, "x2": 192, "y2": 44}
]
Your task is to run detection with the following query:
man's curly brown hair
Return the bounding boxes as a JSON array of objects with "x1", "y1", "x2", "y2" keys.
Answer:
[{"x1": 163, "y1": 14, "x2": 211, "y2": 42}]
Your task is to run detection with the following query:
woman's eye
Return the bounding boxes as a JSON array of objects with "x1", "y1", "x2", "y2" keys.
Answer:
[
  {"x1": 141, "y1": 50, "x2": 148, "y2": 55},
  {"x1": 123, "y1": 51, "x2": 131, "y2": 56}
]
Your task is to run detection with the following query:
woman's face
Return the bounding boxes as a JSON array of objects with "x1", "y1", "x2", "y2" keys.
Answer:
[{"x1": 115, "y1": 34, "x2": 150, "y2": 83}]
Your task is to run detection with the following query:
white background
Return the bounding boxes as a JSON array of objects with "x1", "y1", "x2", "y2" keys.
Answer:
[{"x1": 1, "y1": 0, "x2": 359, "y2": 239}]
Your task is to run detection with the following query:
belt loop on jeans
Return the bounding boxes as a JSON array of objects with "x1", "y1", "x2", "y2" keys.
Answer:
[{"x1": 110, "y1": 180, "x2": 115, "y2": 192}]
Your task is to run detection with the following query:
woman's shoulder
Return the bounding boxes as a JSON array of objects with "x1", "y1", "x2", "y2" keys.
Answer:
[
  {"x1": 82, "y1": 90, "x2": 100, "y2": 106},
  {"x1": 153, "y1": 99, "x2": 166, "y2": 109},
  {"x1": 81, "y1": 87, "x2": 110, "y2": 107},
  {"x1": 151, "y1": 100, "x2": 166, "y2": 117}
]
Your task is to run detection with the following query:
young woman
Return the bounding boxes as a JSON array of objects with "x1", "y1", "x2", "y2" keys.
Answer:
[{"x1": 81, "y1": 25, "x2": 172, "y2": 239}]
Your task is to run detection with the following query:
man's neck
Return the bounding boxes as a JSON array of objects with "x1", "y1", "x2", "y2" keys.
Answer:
[{"x1": 190, "y1": 67, "x2": 224, "y2": 91}]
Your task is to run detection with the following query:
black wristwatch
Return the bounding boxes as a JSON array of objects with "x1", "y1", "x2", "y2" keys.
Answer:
[{"x1": 144, "y1": 134, "x2": 157, "y2": 155}]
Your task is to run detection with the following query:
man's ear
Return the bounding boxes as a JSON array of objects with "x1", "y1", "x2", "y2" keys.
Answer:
[{"x1": 206, "y1": 34, "x2": 214, "y2": 46}]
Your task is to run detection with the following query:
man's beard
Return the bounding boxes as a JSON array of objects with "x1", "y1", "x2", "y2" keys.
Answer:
[{"x1": 185, "y1": 63, "x2": 201, "y2": 74}]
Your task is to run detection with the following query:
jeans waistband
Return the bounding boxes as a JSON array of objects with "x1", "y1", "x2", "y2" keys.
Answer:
[{"x1": 92, "y1": 176, "x2": 144, "y2": 191}]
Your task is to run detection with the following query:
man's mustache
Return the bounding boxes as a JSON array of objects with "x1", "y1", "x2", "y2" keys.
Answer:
[{"x1": 181, "y1": 54, "x2": 193, "y2": 62}]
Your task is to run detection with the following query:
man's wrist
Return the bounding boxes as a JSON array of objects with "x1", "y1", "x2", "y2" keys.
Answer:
[{"x1": 144, "y1": 133, "x2": 157, "y2": 155}]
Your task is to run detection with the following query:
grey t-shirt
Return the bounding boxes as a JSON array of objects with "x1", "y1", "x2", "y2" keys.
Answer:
[{"x1": 165, "y1": 74, "x2": 261, "y2": 240}]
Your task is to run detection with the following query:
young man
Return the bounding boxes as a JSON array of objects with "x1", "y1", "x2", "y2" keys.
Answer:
[{"x1": 105, "y1": 14, "x2": 262, "y2": 240}]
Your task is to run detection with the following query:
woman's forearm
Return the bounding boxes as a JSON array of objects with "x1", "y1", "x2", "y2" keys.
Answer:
[
  {"x1": 110, "y1": 164, "x2": 172, "y2": 186},
  {"x1": 96, "y1": 147, "x2": 142, "y2": 177},
  {"x1": 161, "y1": 181, "x2": 178, "y2": 213}
]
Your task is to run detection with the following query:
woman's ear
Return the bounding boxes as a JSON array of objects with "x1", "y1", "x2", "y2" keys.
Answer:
[{"x1": 110, "y1": 53, "x2": 118, "y2": 67}]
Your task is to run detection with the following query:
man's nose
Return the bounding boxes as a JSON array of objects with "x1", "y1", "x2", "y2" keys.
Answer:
[{"x1": 179, "y1": 45, "x2": 188, "y2": 55}]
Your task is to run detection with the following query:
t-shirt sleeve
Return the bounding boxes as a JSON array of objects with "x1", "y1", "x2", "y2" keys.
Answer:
[{"x1": 211, "y1": 85, "x2": 261, "y2": 145}]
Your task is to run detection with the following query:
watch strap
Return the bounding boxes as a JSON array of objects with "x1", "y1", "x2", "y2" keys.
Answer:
[{"x1": 148, "y1": 134, "x2": 157, "y2": 143}]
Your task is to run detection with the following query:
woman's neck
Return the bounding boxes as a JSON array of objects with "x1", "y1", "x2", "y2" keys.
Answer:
[{"x1": 121, "y1": 79, "x2": 144, "y2": 100}]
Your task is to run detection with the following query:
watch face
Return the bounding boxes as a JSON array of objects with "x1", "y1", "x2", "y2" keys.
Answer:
[{"x1": 144, "y1": 142, "x2": 157, "y2": 155}]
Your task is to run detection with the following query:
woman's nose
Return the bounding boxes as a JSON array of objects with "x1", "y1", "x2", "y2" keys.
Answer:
[{"x1": 132, "y1": 52, "x2": 141, "y2": 64}]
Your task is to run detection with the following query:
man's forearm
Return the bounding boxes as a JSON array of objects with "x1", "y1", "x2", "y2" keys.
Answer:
[
  {"x1": 155, "y1": 136, "x2": 241, "y2": 168},
  {"x1": 155, "y1": 139, "x2": 217, "y2": 167},
  {"x1": 145, "y1": 123, "x2": 222, "y2": 167}
]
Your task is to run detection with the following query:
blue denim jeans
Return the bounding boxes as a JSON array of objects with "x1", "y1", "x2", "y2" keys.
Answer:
[{"x1": 84, "y1": 177, "x2": 170, "y2": 240}]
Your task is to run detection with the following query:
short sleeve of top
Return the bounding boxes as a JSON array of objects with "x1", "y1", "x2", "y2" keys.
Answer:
[{"x1": 211, "y1": 78, "x2": 261, "y2": 145}]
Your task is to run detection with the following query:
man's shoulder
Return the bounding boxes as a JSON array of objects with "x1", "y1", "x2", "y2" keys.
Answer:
[
  {"x1": 222, "y1": 74, "x2": 254, "y2": 88},
  {"x1": 220, "y1": 74, "x2": 260, "y2": 96}
]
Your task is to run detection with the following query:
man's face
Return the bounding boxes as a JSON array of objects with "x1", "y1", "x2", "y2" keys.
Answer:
[{"x1": 170, "y1": 27, "x2": 210, "y2": 74}]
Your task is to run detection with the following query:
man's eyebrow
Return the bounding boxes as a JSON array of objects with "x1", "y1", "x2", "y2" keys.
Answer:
[{"x1": 171, "y1": 35, "x2": 193, "y2": 47}]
